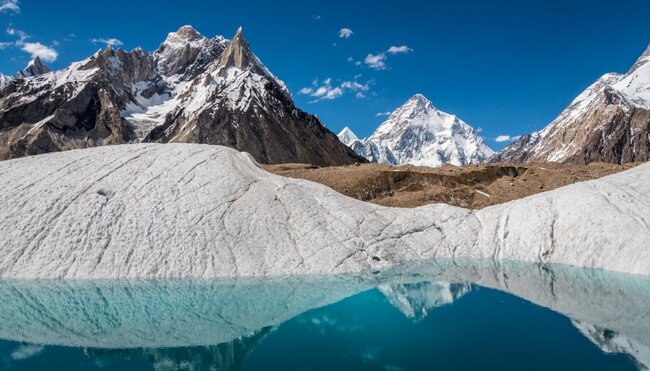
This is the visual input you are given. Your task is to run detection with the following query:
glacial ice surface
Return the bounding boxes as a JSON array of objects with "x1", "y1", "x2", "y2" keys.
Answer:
[{"x1": 0, "y1": 143, "x2": 648, "y2": 278}]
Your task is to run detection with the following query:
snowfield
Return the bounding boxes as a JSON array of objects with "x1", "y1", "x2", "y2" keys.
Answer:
[{"x1": 0, "y1": 143, "x2": 648, "y2": 279}]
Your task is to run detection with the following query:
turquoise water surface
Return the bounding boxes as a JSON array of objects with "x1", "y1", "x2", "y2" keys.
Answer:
[{"x1": 0, "y1": 261, "x2": 648, "y2": 370}]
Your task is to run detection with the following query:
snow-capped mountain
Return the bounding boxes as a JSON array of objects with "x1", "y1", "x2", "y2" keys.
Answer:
[
  {"x1": 337, "y1": 126, "x2": 360, "y2": 146},
  {"x1": 493, "y1": 43, "x2": 650, "y2": 164},
  {"x1": 0, "y1": 57, "x2": 51, "y2": 91},
  {"x1": 348, "y1": 94, "x2": 493, "y2": 167},
  {"x1": 0, "y1": 26, "x2": 363, "y2": 165},
  {"x1": 14, "y1": 57, "x2": 51, "y2": 79},
  {"x1": 0, "y1": 74, "x2": 11, "y2": 90}
]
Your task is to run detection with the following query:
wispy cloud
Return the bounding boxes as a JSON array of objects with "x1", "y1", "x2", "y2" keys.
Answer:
[
  {"x1": 376, "y1": 112, "x2": 392, "y2": 117},
  {"x1": 338, "y1": 28, "x2": 353, "y2": 39},
  {"x1": 300, "y1": 77, "x2": 372, "y2": 102},
  {"x1": 312, "y1": 14, "x2": 321, "y2": 20},
  {"x1": 495, "y1": 135, "x2": 520, "y2": 143},
  {"x1": 5, "y1": 25, "x2": 58, "y2": 62},
  {"x1": 364, "y1": 53, "x2": 387, "y2": 70},
  {"x1": 91, "y1": 37, "x2": 123, "y2": 47},
  {"x1": 20, "y1": 42, "x2": 58, "y2": 62},
  {"x1": 7, "y1": 25, "x2": 28, "y2": 41},
  {"x1": 387, "y1": 45, "x2": 413, "y2": 54},
  {"x1": 363, "y1": 45, "x2": 413, "y2": 70},
  {"x1": 0, "y1": 0, "x2": 19, "y2": 13}
]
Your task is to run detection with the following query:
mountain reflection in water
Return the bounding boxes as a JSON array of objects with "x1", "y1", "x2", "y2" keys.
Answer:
[{"x1": 0, "y1": 260, "x2": 648, "y2": 370}]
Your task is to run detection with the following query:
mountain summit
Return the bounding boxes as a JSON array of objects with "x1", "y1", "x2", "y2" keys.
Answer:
[
  {"x1": 348, "y1": 94, "x2": 493, "y2": 167},
  {"x1": 0, "y1": 26, "x2": 362, "y2": 165},
  {"x1": 337, "y1": 127, "x2": 360, "y2": 146},
  {"x1": 493, "y1": 43, "x2": 650, "y2": 164},
  {"x1": 14, "y1": 57, "x2": 51, "y2": 79}
]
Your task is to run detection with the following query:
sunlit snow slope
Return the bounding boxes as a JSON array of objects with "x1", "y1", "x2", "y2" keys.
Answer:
[{"x1": 0, "y1": 143, "x2": 648, "y2": 278}]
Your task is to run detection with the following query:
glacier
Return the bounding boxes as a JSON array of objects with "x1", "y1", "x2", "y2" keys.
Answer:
[{"x1": 0, "y1": 143, "x2": 648, "y2": 279}]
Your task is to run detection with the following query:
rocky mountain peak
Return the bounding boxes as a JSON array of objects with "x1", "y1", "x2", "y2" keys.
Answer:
[
  {"x1": 0, "y1": 27, "x2": 362, "y2": 166},
  {"x1": 216, "y1": 27, "x2": 255, "y2": 71},
  {"x1": 407, "y1": 93, "x2": 430, "y2": 106},
  {"x1": 337, "y1": 127, "x2": 360, "y2": 146},
  {"x1": 154, "y1": 25, "x2": 209, "y2": 77},
  {"x1": 347, "y1": 94, "x2": 493, "y2": 167},
  {"x1": 172, "y1": 25, "x2": 204, "y2": 41},
  {"x1": 389, "y1": 93, "x2": 436, "y2": 122},
  {"x1": 14, "y1": 56, "x2": 51, "y2": 78},
  {"x1": 211, "y1": 27, "x2": 290, "y2": 99}
]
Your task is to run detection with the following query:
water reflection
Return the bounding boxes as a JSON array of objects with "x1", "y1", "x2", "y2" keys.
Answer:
[{"x1": 0, "y1": 261, "x2": 648, "y2": 370}]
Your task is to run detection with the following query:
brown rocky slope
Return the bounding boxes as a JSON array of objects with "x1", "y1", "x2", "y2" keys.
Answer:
[{"x1": 266, "y1": 162, "x2": 635, "y2": 209}]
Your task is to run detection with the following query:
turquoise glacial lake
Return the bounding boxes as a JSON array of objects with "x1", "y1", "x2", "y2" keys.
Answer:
[{"x1": 0, "y1": 261, "x2": 648, "y2": 370}]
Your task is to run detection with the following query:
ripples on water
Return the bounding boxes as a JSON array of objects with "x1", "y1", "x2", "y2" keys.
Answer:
[{"x1": 0, "y1": 260, "x2": 648, "y2": 370}]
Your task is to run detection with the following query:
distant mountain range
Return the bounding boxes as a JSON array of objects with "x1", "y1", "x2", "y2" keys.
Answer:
[
  {"x1": 1, "y1": 27, "x2": 648, "y2": 168},
  {"x1": 339, "y1": 94, "x2": 494, "y2": 167},
  {"x1": 340, "y1": 43, "x2": 650, "y2": 167},
  {"x1": 0, "y1": 26, "x2": 363, "y2": 165}
]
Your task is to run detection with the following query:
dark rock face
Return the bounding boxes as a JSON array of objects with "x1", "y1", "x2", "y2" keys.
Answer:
[
  {"x1": 0, "y1": 26, "x2": 363, "y2": 166},
  {"x1": 570, "y1": 96, "x2": 650, "y2": 165},
  {"x1": 0, "y1": 47, "x2": 160, "y2": 159},
  {"x1": 492, "y1": 91, "x2": 650, "y2": 165},
  {"x1": 14, "y1": 56, "x2": 51, "y2": 79},
  {"x1": 147, "y1": 28, "x2": 363, "y2": 166}
]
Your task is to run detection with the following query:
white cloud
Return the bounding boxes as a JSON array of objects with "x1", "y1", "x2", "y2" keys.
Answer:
[
  {"x1": 359, "y1": 45, "x2": 413, "y2": 70},
  {"x1": 91, "y1": 37, "x2": 123, "y2": 47},
  {"x1": 376, "y1": 112, "x2": 392, "y2": 117},
  {"x1": 20, "y1": 42, "x2": 58, "y2": 62},
  {"x1": 476, "y1": 127, "x2": 483, "y2": 133},
  {"x1": 338, "y1": 28, "x2": 353, "y2": 39},
  {"x1": 300, "y1": 77, "x2": 372, "y2": 102},
  {"x1": 6, "y1": 25, "x2": 28, "y2": 41},
  {"x1": 364, "y1": 53, "x2": 387, "y2": 70},
  {"x1": 387, "y1": 45, "x2": 413, "y2": 54},
  {"x1": 312, "y1": 14, "x2": 321, "y2": 20},
  {"x1": 0, "y1": 0, "x2": 19, "y2": 13},
  {"x1": 0, "y1": 41, "x2": 11, "y2": 49}
]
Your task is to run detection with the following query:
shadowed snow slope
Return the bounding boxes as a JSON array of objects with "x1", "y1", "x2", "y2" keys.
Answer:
[{"x1": 0, "y1": 143, "x2": 648, "y2": 278}]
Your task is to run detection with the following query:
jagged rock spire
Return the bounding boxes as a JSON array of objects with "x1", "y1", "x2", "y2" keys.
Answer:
[
  {"x1": 14, "y1": 56, "x2": 51, "y2": 78},
  {"x1": 216, "y1": 26, "x2": 255, "y2": 71}
]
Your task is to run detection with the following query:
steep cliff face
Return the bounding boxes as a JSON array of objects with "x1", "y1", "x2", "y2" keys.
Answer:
[
  {"x1": 0, "y1": 26, "x2": 363, "y2": 165},
  {"x1": 145, "y1": 28, "x2": 363, "y2": 166},
  {"x1": 493, "y1": 45, "x2": 650, "y2": 165}
]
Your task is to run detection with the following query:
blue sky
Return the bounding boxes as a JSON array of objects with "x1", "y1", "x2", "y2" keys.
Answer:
[{"x1": 1, "y1": 0, "x2": 649, "y2": 149}]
